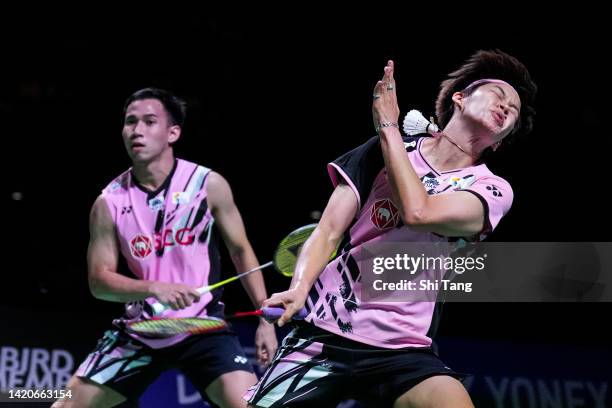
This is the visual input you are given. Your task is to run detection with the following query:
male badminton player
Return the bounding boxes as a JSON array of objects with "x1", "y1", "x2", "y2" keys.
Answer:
[
  {"x1": 246, "y1": 50, "x2": 537, "y2": 407},
  {"x1": 53, "y1": 88, "x2": 277, "y2": 408}
]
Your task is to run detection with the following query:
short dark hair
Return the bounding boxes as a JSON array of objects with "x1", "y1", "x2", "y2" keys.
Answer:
[
  {"x1": 435, "y1": 50, "x2": 537, "y2": 143},
  {"x1": 123, "y1": 88, "x2": 187, "y2": 127}
]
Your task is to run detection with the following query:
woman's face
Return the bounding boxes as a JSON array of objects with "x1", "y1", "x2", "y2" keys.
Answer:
[{"x1": 459, "y1": 82, "x2": 522, "y2": 141}]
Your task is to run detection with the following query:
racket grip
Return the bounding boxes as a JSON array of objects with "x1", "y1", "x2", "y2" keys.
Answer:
[
  {"x1": 150, "y1": 301, "x2": 166, "y2": 315},
  {"x1": 261, "y1": 307, "x2": 308, "y2": 321},
  {"x1": 149, "y1": 285, "x2": 210, "y2": 316}
]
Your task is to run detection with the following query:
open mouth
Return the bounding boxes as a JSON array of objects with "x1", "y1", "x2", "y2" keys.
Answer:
[{"x1": 491, "y1": 111, "x2": 504, "y2": 127}]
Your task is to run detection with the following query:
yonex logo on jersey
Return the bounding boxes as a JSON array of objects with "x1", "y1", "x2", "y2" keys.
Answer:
[
  {"x1": 130, "y1": 234, "x2": 153, "y2": 259},
  {"x1": 371, "y1": 199, "x2": 400, "y2": 230},
  {"x1": 486, "y1": 185, "x2": 503, "y2": 197}
]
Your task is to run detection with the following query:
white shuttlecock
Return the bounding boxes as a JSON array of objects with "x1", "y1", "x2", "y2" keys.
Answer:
[{"x1": 402, "y1": 110, "x2": 439, "y2": 135}]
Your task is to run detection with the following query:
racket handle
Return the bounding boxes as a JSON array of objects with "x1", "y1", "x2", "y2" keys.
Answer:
[
  {"x1": 149, "y1": 285, "x2": 212, "y2": 316},
  {"x1": 261, "y1": 307, "x2": 308, "y2": 321},
  {"x1": 150, "y1": 300, "x2": 166, "y2": 315}
]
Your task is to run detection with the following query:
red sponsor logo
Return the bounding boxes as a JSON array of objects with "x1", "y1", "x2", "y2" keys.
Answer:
[
  {"x1": 370, "y1": 199, "x2": 400, "y2": 230},
  {"x1": 154, "y1": 228, "x2": 195, "y2": 249},
  {"x1": 129, "y1": 234, "x2": 153, "y2": 259},
  {"x1": 129, "y1": 228, "x2": 195, "y2": 259}
]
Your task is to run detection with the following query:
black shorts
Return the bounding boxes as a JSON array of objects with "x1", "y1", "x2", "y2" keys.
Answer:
[
  {"x1": 245, "y1": 323, "x2": 466, "y2": 407},
  {"x1": 76, "y1": 328, "x2": 254, "y2": 403}
]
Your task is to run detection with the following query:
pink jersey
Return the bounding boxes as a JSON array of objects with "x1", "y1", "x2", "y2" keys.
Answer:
[
  {"x1": 305, "y1": 134, "x2": 513, "y2": 349},
  {"x1": 102, "y1": 159, "x2": 223, "y2": 348}
]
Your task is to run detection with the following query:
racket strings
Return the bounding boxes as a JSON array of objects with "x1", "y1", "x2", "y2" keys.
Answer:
[{"x1": 128, "y1": 317, "x2": 227, "y2": 337}]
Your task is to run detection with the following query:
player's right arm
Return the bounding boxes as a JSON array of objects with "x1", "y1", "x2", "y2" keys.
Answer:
[
  {"x1": 87, "y1": 195, "x2": 200, "y2": 310},
  {"x1": 262, "y1": 182, "x2": 358, "y2": 326}
]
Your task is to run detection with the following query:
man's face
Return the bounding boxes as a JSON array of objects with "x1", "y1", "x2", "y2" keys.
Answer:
[
  {"x1": 461, "y1": 82, "x2": 522, "y2": 140},
  {"x1": 122, "y1": 98, "x2": 178, "y2": 163}
]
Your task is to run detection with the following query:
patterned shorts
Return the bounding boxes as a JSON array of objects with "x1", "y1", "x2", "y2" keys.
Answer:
[
  {"x1": 245, "y1": 323, "x2": 465, "y2": 407},
  {"x1": 76, "y1": 328, "x2": 253, "y2": 402}
]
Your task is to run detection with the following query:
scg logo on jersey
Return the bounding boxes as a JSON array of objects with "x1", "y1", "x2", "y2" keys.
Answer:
[
  {"x1": 154, "y1": 228, "x2": 195, "y2": 249},
  {"x1": 129, "y1": 228, "x2": 195, "y2": 259}
]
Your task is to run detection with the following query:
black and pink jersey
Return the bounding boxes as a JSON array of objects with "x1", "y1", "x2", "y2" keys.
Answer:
[
  {"x1": 304, "y1": 134, "x2": 513, "y2": 348},
  {"x1": 102, "y1": 159, "x2": 224, "y2": 348}
]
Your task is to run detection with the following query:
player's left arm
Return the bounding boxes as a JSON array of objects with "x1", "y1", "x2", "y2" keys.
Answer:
[{"x1": 207, "y1": 171, "x2": 278, "y2": 365}]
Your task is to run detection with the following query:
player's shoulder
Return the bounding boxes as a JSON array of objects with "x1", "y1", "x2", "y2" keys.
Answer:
[
  {"x1": 89, "y1": 194, "x2": 114, "y2": 226},
  {"x1": 177, "y1": 158, "x2": 210, "y2": 171},
  {"x1": 175, "y1": 158, "x2": 212, "y2": 184},
  {"x1": 474, "y1": 164, "x2": 512, "y2": 187},
  {"x1": 206, "y1": 171, "x2": 231, "y2": 194},
  {"x1": 102, "y1": 168, "x2": 132, "y2": 195},
  {"x1": 466, "y1": 164, "x2": 514, "y2": 199}
]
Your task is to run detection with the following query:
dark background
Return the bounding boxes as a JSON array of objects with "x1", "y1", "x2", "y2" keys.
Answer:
[{"x1": 2, "y1": 13, "x2": 610, "y2": 350}]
